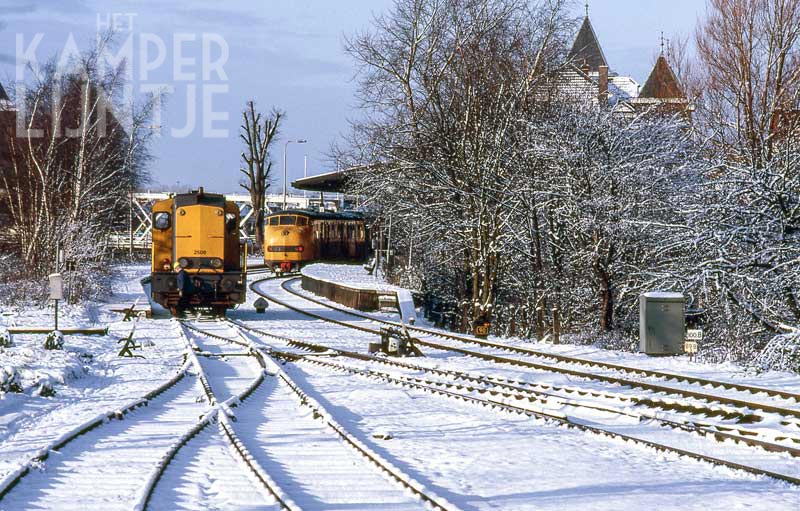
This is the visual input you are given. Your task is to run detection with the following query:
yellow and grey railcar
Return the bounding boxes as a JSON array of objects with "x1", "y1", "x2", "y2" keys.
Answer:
[
  {"x1": 150, "y1": 189, "x2": 247, "y2": 315},
  {"x1": 264, "y1": 210, "x2": 366, "y2": 273}
]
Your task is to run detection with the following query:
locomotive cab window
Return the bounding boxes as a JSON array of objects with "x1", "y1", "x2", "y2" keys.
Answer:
[
  {"x1": 269, "y1": 216, "x2": 279, "y2": 225},
  {"x1": 153, "y1": 212, "x2": 171, "y2": 230},
  {"x1": 297, "y1": 216, "x2": 308, "y2": 226},
  {"x1": 280, "y1": 216, "x2": 296, "y2": 225}
]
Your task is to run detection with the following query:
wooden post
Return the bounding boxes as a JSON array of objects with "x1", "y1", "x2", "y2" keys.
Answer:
[
  {"x1": 536, "y1": 304, "x2": 545, "y2": 341},
  {"x1": 552, "y1": 306, "x2": 561, "y2": 344}
]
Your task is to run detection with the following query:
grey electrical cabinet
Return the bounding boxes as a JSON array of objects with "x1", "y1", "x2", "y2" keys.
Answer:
[{"x1": 640, "y1": 292, "x2": 685, "y2": 355}]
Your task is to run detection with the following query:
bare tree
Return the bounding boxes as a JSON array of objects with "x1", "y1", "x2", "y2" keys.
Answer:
[
  {"x1": 239, "y1": 101, "x2": 282, "y2": 250},
  {"x1": 696, "y1": 0, "x2": 800, "y2": 164},
  {"x1": 0, "y1": 35, "x2": 154, "y2": 296},
  {"x1": 345, "y1": 0, "x2": 572, "y2": 331},
  {"x1": 664, "y1": 33, "x2": 701, "y2": 100}
]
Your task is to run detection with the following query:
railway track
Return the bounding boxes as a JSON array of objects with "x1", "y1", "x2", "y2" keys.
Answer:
[
  {"x1": 257, "y1": 277, "x2": 800, "y2": 424},
  {"x1": 226, "y1": 317, "x2": 800, "y2": 484},
  {"x1": 0, "y1": 350, "x2": 206, "y2": 510},
  {"x1": 0, "y1": 320, "x2": 285, "y2": 511},
  {"x1": 245, "y1": 275, "x2": 800, "y2": 486},
  {"x1": 181, "y1": 319, "x2": 460, "y2": 511},
  {"x1": 227, "y1": 317, "x2": 800, "y2": 453}
]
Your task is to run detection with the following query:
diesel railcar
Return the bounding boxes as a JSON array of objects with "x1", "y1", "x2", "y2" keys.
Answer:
[
  {"x1": 150, "y1": 189, "x2": 247, "y2": 315},
  {"x1": 264, "y1": 210, "x2": 366, "y2": 273}
]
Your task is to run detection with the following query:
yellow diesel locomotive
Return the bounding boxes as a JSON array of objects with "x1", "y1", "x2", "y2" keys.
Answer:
[
  {"x1": 264, "y1": 210, "x2": 366, "y2": 273},
  {"x1": 150, "y1": 189, "x2": 247, "y2": 315}
]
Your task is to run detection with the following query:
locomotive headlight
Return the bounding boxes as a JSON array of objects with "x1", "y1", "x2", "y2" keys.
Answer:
[
  {"x1": 211, "y1": 258, "x2": 223, "y2": 268},
  {"x1": 297, "y1": 245, "x2": 304, "y2": 252},
  {"x1": 178, "y1": 257, "x2": 189, "y2": 268},
  {"x1": 221, "y1": 278, "x2": 234, "y2": 291}
]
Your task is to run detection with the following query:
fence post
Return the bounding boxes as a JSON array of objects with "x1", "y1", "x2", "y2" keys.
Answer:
[
  {"x1": 536, "y1": 305, "x2": 545, "y2": 341},
  {"x1": 552, "y1": 306, "x2": 561, "y2": 344}
]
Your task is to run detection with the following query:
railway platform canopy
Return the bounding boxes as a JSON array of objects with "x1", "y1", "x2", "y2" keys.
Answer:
[
  {"x1": 291, "y1": 164, "x2": 376, "y2": 193},
  {"x1": 292, "y1": 168, "x2": 353, "y2": 193}
]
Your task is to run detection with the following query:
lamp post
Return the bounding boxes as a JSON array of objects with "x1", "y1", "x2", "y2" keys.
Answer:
[{"x1": 283, "y1": 139, "x2": 307, "y2": 210}]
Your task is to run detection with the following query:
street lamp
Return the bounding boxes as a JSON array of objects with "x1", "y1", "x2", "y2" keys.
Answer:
[{"x1": 283, "y1": 139, "x2": 307, "y2": 210}]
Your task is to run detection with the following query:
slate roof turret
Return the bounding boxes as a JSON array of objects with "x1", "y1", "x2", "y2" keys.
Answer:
[{"x1": 567, "y1": 15, "x2": 608, "y2": 74}]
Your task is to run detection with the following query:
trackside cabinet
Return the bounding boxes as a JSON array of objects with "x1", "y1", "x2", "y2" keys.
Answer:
[{"x1": 639, "y1": 292, "x2": 685, "y2": 355}]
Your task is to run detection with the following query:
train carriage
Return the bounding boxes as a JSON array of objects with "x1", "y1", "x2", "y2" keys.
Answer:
[
  {"x1": 264, "y1": 210, "x2": 366, "y2": 273},
  {"x1": 150, "y1": 189, "x2": 247, "y2": 315}
]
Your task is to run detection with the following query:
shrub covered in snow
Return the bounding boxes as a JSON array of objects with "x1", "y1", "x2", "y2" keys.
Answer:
[
  {"x1": 751, "y1": 332, "x2": 800, "y2": 373},
  {"x1": 0, "y1": 366, "x2": 22, "y2": 393},
  {"x1": 0, "y1": 327, "x2": 12, "y2": 348},
  {"x1": 45, "y1": 331, "x2": 65, "y2": 350},
  {"x1": 34, "y1": 375, "x2": 57, "y2": 397}
]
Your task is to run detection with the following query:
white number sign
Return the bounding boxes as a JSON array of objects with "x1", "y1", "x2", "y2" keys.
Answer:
[{"x1": 686, "y1": 329, "x2": 703, "y2": 341}]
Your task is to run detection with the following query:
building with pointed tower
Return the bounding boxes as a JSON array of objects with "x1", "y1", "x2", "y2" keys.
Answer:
[
  {"x1": 629, "y1": 46, "x2": 692, "y2": 115},
  {"x1": 548, "y1": 2, "x2": 640, "y2": 110},
  {"x1": 567, "y1": 6, "x2": 608, "y2": 76},
  {"x1": 549, "y1": 2, "x2": 691, "y2": 117}
]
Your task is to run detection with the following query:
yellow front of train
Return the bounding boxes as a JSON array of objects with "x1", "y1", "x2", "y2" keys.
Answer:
[
  {"x1": 151, "y1": 190, "x2": 246, "y2": 314},
  {"x1": 263, "y1": 212, "x2": 314, "y2": 273}
]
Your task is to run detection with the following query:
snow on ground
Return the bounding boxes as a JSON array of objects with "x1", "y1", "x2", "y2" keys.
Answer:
[
  {"x1": 0, "y1": 375, "x2": 207, "y2": 511},
  {"x1": 149, "y1": 425, "x2": 278, "y2": 511},
  {"x1": 284, "y1": 271, "x2": 800, "y2": 395},
  {"x1": 240, "y1": 273, "x2": 800, "y2": 508},
  {"x1": 0, "y1": 264, "x2": 185, "y2": 482},
  {"x1": 302, "y1": 262, "x2": 407, "y2": 293},
  {"x1": 1, "y1": 264, "x2": 798, "y2": 509},
  {"x1": 287, "y1": 361, "x2": 800, "y2": 511}
]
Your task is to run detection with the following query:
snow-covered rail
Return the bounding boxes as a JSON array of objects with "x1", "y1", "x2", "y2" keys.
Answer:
[
  {"x1": 184, "y1": 319, "x2": 461, "y2": 511},
  {"x1": 227, "y1": 318, "x2": 800, "y2": 458},
  {"x1": 246, "y1": 276, "x2": 800, "y2": 486},
  {"x1": 263, "y1": 276, "x2": 800, "y2": 422},
  {"x1": 164, "y1": 322, "x2": 299, "y2": 511},
  {"x1": 224, "y1": 319, "x2": 800, "y2": 486},
  {"x1": 0, "y1": 352, "x2": 206, "y2": 509}
]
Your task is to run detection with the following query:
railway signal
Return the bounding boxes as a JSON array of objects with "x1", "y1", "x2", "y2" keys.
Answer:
[{"x1": 48, "y1": 273, "x2": 63, "y2": 331}]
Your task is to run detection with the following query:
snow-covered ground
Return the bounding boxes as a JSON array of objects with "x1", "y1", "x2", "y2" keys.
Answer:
[
  {"x1": 239, "y1": 275, "x2": 800, "y2": 509},
  {"x1": 0, "y1": 265, "x2": 186, "y2": 488},
  {"x1": 1, "y1": 264, "x2": 798, "y2": 509},
  {"x1": 291, "y1": 268, "x2": 800, "y2": 395},
  {"x1": 302, "y1": 262, "x2": 408, "y2": 293}
]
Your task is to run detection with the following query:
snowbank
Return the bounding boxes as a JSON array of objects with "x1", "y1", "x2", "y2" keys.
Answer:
[
  {"x1": 301, "y1": 263, "x2": 405, "y2": 293},
  {"x1": 301, "y1": 263, "x2": 418, "y2": 324}
]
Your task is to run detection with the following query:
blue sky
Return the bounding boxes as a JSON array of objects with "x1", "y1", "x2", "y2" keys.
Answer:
[{"x1": 0, "y1": 0, "x2": 704, "y2": 194}]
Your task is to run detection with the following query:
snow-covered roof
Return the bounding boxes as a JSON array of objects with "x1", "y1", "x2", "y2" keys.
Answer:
[
  {"x1": 548, "y1": 65, "x2": 634, "y2": 108},
  {"x1": 609, "y1": 75, "x2": 640, "y2": 99},
  {"x1": 643, "y1": 291, "x2": 684, "y2": 299}
]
